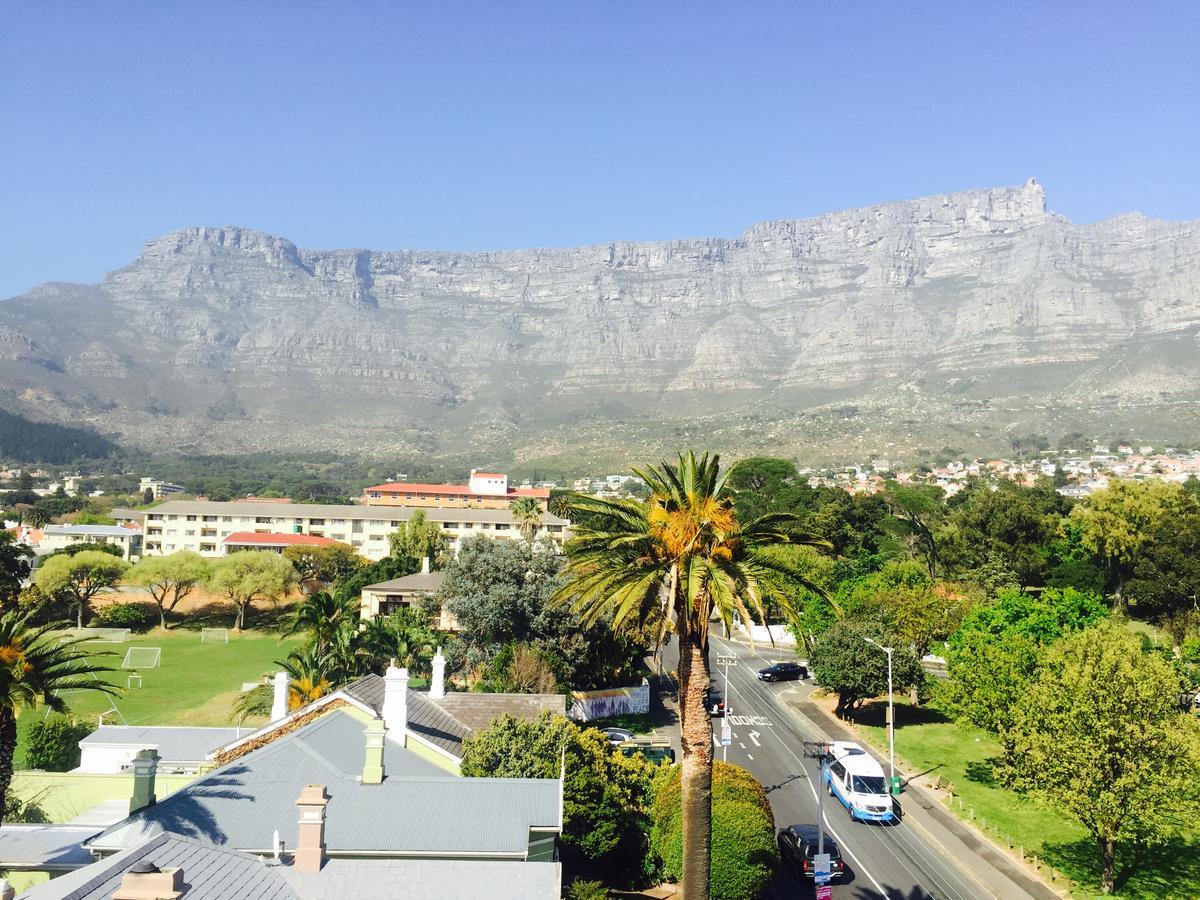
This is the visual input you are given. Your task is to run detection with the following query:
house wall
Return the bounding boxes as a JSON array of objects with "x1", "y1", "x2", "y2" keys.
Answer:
[
  {"x1": 10, "y1": 771, "x2": 198, "y2": 823},
  {"x1": 38, "y1": 531, "x2": 139, "y2": 561}
]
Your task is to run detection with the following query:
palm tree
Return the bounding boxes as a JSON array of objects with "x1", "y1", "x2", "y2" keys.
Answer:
[
  {"x1": 553, "y1": 452, "x2": 828, "y2": 899},
  {"x1": 510, "y1": 497, "x2": 543, "y2": 543},
  {"x1": 278, "y1": 591, "x2": 360, "y2": 656},
  {"x1": 0, "y1": 611, "x2": 118, "y2": 822},
  {"x1": 232, "y1": 645, "x2": 336, "y2": 722}
]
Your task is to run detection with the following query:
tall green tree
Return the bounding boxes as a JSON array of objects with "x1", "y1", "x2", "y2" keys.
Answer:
[
  {"x1": 885, "y1": 484, "x2": 944, "y2": 578},
  {"x1": 125, "y1": 551, "x2": 210, "y2": 630},
  {"x1": 0, "y1": 611, "x2": 117, "y2": 822},
  {"x1": 939, "y1": 480, "x2": 1055, "y2": 586},
  {"x1": 388, "y1": 510, "x2": 450, "y2": 568},
  {"x1": 553, "y1": 452, "x2": 827, "y2": 900},
  {"x1": 510, "y1": 496, "x2": 544, "y2": 543},
  {"x1": 208, "y1": 551, "x2": 297, "y2": 630},
  {"x1": 282, "y1": 544, "x2": 365, "y2": 596},
  {"x1": 0, "y1": 532, "x2": 33, "y2": 608},
  {"x1": 1071, "y1": 479, "x2": 1186, "y2": 607},
  {"x1": 33, "y1": 550, "x2": 130, "y2": 629},
  {"x1": 808, "y1": 618, "x2": 924, "y2": 717},
  {"x1": 1004, "y1": 621, "x2": 1200, "y2": 894}
]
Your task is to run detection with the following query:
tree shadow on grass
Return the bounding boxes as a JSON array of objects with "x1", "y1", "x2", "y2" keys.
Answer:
[
  {"x1": 1041, "y1": 834, "x2": 1200, "y2": 899},
  {"x1": 848, "y1": 699, "x2": 951, "y2": 729},
  {"x1": 963, "y1": 757, "x2": 1003, "y2": 788}
]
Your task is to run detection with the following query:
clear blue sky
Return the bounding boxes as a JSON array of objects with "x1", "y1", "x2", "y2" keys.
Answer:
[{"x1": 3, "y1": 1, "x2": 1198, "y2": 298}]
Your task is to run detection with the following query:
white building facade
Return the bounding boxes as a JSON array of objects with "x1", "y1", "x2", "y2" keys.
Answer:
[{"x1": 142, "y1": 499, "x2": 569, "y2": 560}]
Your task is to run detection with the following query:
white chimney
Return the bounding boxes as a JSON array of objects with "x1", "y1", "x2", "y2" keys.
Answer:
[
  {"x1": 0, "y1": 877, "x2": 13, "y2": 900},
  {"x1": 430, "y1": 647, "x2": 446, "y2": 700},
  {"x1": 382, "y1": 662, "x2": 408, "y2": 744},
  {"x1": 270, "y1": 671, "x2": 289, "y2": 722},
  {"x1": 421, "y1": 556, "x2": 430, "y2": 575}
]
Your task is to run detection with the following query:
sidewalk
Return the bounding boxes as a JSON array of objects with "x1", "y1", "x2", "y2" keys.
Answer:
[{"x1": 782, "y1": 691, "x2": 1062, "y2": 900}]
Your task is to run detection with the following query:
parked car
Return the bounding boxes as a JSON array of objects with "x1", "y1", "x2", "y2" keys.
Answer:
[
  {"x1": 601, "y1": 727, "x2": 635, "y2": 746},
  {"x1": 706, "y1": 687, "x2": 726, "y2": 717},
  {"x1": 757, "y1": 661, "x2": 808, "y2": 682},
  {"x1": 777, "y1": 824, "x2": 845, "y2": 879},
  {"x1": 825, "y1": 740, "x2": 899, "y2": 823},
  {"x1": 617, "y1": 740, "x2": 676, "y2": 766}
]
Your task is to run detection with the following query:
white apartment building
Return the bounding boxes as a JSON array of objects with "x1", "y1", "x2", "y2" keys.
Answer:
[
  {"x1": 37, "y1": 524, "x2": 143, "y2": 560},
  {"x1": 142, "y1": 499, "x2": 570, "y2": 560}
]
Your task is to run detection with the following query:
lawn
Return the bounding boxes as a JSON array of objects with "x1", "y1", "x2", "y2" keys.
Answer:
[
  {"x1": 17, "y1": 627, "x2": 304, "y2": 768},
  {"x1": 852, "y1": 699, "x2": 1200, "y2": 900}
]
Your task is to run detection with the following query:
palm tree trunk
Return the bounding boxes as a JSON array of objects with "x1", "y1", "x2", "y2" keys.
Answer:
[
  {"x1": 677, "y1": 628, "x2": 712, "y2": 900},
  {"x1": 0, "y1": 707, "x2": 17, "y2": 825}
]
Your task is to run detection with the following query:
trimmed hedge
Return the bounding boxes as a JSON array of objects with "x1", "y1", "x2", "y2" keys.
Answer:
[
  {"x1": 94, "y1": 601, "x2": 155, "y2": 632},
  {"x1": 650, "y1": 760, "x2": 777, "y2": 899},
  {"x1": 26, "y1": 716, "x2": 92, "y2": 771}
]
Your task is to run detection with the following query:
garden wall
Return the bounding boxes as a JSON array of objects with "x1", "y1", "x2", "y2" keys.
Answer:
[{"x1": 569, "y1": 679, "x2": 650, "y2": 721}]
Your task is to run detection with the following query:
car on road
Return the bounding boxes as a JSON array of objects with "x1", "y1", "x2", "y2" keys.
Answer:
[
  {"x1": 757, "y1": 661, "x2": 808, "y2": 682},
  {"x1": 825, "y1": 740, "x2": 898, "y2": 823},
  {"x1": 777, "y1": 824, "x2": 845, "y2": 880},
  {"x1": 617, "y1": 740, "x2": 676, "y2": 765},
  {"x1": 600, "y1": 727, "x2": 635, "y2": 746},
  {"x1": 706, "y1": 687, "x2": 726, "y2": 717}
]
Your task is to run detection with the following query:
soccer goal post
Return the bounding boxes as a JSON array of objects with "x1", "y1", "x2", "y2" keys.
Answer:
[
  {"x1": 122, "y1": 647, "x2": 162, "y2": 669},
  {"x1": 201, "y1": 627, "x2": 229, "y2": 644},
  {"x1": 61, "y1": 627, "x2": 131, "y2": 644}
]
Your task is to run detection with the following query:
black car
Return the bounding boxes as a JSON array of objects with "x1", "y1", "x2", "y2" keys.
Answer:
[
  {"x1": 757, "y1": 661, "x2": 808, "y2": 682},
  {"x1": 777, "y1": 824, "x2": 845, "y2": 880},
  {"x1": 706, "y1": 687, "x2": 726, "y2": 717}
]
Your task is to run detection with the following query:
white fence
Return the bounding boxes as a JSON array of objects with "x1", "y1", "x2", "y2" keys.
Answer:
[{"x1": 569, "y1": 679, "x2": 651, "y2": 722}]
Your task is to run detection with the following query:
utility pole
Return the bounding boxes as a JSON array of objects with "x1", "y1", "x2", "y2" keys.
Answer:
[
  {"x1": 864, "y1": 635, "x2": 897, "y2": 792},
  {"x1": 715, "y1": 653, "x2": 736, "y2": 762},
  {"x1": 803, "y1": 739, "x2": 832, "y2": 891}
]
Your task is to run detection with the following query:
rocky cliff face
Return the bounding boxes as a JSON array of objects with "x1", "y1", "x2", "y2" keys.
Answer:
[{"x1": 2, "y1": 179, "x2": 1198, "y2": 461}]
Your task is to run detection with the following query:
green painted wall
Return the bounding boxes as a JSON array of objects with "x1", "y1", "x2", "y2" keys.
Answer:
[{"x1": 11, "y1": 771, "x2": 198, "y2": 823}]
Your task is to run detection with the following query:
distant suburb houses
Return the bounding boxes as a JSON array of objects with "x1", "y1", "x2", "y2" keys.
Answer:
[{"x1": 139, "y1": 466, "x2": 566, "y2": 561}]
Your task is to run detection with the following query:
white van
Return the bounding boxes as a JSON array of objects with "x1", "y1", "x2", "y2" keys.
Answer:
[{"x1": 825, "y1": 741, "x2": 897, "y2": 823}]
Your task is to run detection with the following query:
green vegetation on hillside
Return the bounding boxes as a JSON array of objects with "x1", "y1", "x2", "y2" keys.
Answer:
[{"x1": 0, "y1": 409, "x2": 117, "y2": 463}]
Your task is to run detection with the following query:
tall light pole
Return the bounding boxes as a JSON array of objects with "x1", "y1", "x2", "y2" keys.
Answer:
[
  {"x1": 863, "y1": 635, "x2": 896, "y2": 790},
  {"x1": 715, "y1": 653, "x2": 736, "y2": 762}
]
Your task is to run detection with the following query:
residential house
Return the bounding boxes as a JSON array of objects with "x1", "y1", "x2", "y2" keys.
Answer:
[
  {"x1": 36, "y1": 525, "x2": 142, "y2": 561},
  {"x1": 75, "y1": 726, "x2": 243, "y2": 775},
  {"x1": 359, "y1": 560, "x2": 455, "y2": 629}
]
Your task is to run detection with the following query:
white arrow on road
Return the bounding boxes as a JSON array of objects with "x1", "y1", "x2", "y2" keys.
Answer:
[{"x1": 748, "y1": 731, "x2": 761, "y2": 747}]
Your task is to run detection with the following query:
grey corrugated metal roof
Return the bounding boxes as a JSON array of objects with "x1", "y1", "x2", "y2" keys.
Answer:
[
  {"x1": 147, "y1": 500, "x2": 568, "y2": 526},
  {"x1": 362, "y1": 571, "x2": 445, "y2": 593},
  {"x1": 81, "y1": 726, "x2": 242, "y2": 763},
  {"x1": 0, "y1": 825, "x2": 95, "y2": 869},
  {"x1": 284, "y1": 858, "x2": 559, "y2": 900},
  {"x1": 434, "y1": 693, "x2": 565, "y2": 732},
  {"x1": 88, "y1": 710, "x2": 560, "y2": 856},
  {"x1": 340, "y1": 675, "x2": 473, "y2": 758},
  {"x1": 19, "y1": 832, "x2": 297, "y2": 900}
]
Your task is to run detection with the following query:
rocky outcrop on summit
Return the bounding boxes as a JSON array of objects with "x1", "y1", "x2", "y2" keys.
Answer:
[{"x1": 1, "y1": 179, "x2": 1198, "y2": 457}]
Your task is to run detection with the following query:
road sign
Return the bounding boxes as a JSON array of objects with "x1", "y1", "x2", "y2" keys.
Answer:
[
  {"x1": 719, "y1": 721, "x2": 732, "y2": 746},
  {"x1": 813, "y1": 852, "x2": 831, "y2": 884},
  {"x1": 816, "y1": 885, "x2": 832, "y2": 900}
]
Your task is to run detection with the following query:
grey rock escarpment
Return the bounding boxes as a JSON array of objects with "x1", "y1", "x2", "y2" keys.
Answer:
[{"x1": 1, "y1": 179, "x2": 1198, "y2": 459}]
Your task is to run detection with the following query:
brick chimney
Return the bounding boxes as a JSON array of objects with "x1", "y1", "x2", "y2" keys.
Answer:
[
  {"x1": 111, "y1": 861, "x2": 183, "y2": 899},
  {"x1": 270, "y1": 671, "x2": 290, "y2": 722},
  {"x1": 381, "y1": 662, "x2": 408, "y2": 745},
  {"x1": 129, "y1": 749, "x2": 158, "y2": 815},
  {"x1": 362, "y1": 719, "x2": 386, "y2": 784},
  {"x1": 293, "y1": 784, "x2": 329, "y2": 873},
  {"x1": 430, "y1": 646, "x2": 446, "y2": 700}
]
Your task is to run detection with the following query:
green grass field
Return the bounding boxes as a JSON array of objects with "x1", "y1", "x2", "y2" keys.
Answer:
[
  {"x1": 17, "y1": 628, "x2": 304, "y2": 768},
  {"x1": 854, "y1": 700, "x2": 1200, "y2": 899}
]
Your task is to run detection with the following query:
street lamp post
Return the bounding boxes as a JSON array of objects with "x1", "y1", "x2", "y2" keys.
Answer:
[
  {"x1": 715, "y1": 653, "x2": 736, "y2": 762},
  {"x1": 863, "y1": 636, "x2": 896, "y2": 790}
]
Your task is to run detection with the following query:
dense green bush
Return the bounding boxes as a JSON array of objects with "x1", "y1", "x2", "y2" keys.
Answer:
[
  {"x1": 94, "y1": 601, "x2": 155, "y2": 632},
  {"x1": 26, "y1": 716, "x2": 92, "y2": 771},
  {"x1": 565, "y1": 880, "x2": 608, "y2": 900},
  {"x1": 650, "y1": 760, "x2": 777, "y2": 899}
]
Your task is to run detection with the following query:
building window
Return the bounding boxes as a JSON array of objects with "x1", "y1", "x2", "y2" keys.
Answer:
[
  {"x1": 442, "y1": 522, "x2": 459, "y2": 529},
  {"x1": 309, "y1": 519, "x2": 325, "y2": 526},
  {"x1": 202, "y1": 515, "x2": 217, "y2": 523},
  {"x1": 331, "y1": 534, "x2": 346, "y2": 541},
  {"x1": 494, "y1": 524, "x2": 510, "y2": 531},
  {"x1": 200, "y1": 543, "x2": 216, "y2": 552},
  {"x1": 221, "y1": 516, "x2": 233, "y2": 523},
  {"x1": 390, "y1": 521, "x2": 401, "y2": 527},
  {"x1": 186, "y1": 515, "x2": 197, "y2": 522},
  {"x1": 255, "y1": 517, "x2": 272, "y2": 524},
  {"x1": 369, "y1": 534, "x2": 384, "y2": 541},
  {"x1": 462, "y1": 522, "x2": 474, "y2": 529},
  {"x1": 184, "y1": 529, "x2": 196, "y2": 537}
]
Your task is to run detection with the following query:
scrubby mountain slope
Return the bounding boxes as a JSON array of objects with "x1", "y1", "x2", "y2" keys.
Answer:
[{"x1": 2, "y1": 179, "x2": 1198, "y2": 463}]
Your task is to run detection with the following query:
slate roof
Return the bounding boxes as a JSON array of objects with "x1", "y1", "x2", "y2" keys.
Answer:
[
  {"x1": 41, "y1": 525, "x2": 136, "y2": 538},
  {"x1": 19, "y1": 832, "x2": 296, "y2": 900},
  {"x1": 81, "y1": 726, "x2": 242, "y2": 763},
  {"x1": 338, "y1": 674, "x2": 563, "y2": 758},
  {"x1": 88, "y1": 710, "x2": 560, "y2": 856},
  {"x1": 361, "y1": 571, "x2": 445, "y2": 593},
  {"x1": 284, "y1": 857, "x2": 560, "y2": 899},
  {"x1": 0, "y1": 825, "x2": 95, "y2": 870}
]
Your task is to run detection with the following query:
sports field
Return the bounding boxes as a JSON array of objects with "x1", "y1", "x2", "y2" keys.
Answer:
[{"x1": 16, "y1": 628, "x2": 304, "y2": 768}]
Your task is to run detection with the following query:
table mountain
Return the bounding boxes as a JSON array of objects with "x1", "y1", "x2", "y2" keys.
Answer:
[{"x1": 2, "y1": 179, "x2": 1198, "y2": 464}]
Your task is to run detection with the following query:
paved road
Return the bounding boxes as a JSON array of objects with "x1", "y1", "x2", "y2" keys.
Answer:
[{"x1": 699, "y1": 633, "x2": 988, "y2": 900}]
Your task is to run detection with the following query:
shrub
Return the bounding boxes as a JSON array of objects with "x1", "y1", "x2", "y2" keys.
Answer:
[
  {"x1": 26, "y1": 716, "x2": 92, "y2": 771},
  {"x1": 94, "y1": 601, "x2": 155, "y2": 632},
  {"x1": 565, "y1": 880, "x2": 608, "y2": 900},
  {"x1": 650, "y1": 760, "x2": 777, "y2": 899}
]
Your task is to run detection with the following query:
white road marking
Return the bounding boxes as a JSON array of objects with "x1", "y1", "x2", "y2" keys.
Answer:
[
  {"x1": 746, "y1": 753, "x2": 753, "y2": 760},
  {"x1": 739, "y1": 742, "x2": 746, "y2": 749},
  {"x1": 748, "y1": 730, "x2": 761, "y2": 747}
]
